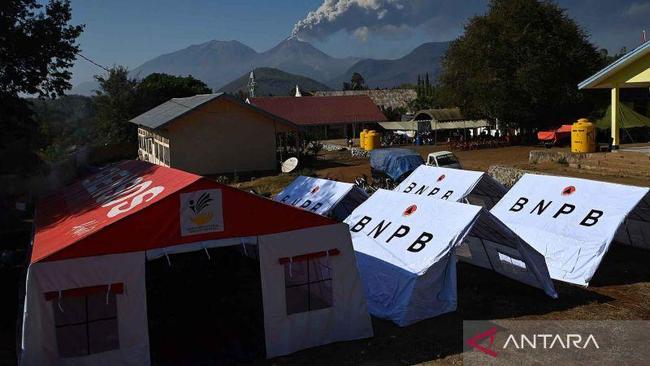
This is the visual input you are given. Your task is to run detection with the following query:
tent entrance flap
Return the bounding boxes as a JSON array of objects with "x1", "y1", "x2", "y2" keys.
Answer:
[{"x1": 146, "y1": 247, "x2": 265, "y2": 363}]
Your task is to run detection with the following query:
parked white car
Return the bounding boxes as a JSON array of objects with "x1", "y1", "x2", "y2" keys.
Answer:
[{"x1": 426, "y1": 151, "x2": 462, "y2": 169}]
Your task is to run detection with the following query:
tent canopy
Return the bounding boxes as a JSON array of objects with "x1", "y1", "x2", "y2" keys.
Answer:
[
  {"x1": 32, "y1": 160, "x2": 334, "y2": 263},
  {"x1": 274, "y1": 176, "x2": 368, "y2": 220},
  {"x1": 395, "y1": 166, "x2": 507, "y2": 209},
  {"x1": 491, "y1": 173, "x2": 650, "y2": 286},
  {"x1": 595, "y1": 103, "x2": 650, "y2": 129}
]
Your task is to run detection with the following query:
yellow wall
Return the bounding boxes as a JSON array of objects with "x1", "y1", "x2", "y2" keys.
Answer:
[{"x1": 165, "y1": 98, "x2": 294, "y2": 175}]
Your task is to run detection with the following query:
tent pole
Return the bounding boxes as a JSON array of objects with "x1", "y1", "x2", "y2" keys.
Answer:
[
  {"x1": 611, "y1": 85, "x2": 620, "y2": 149},
  {"x1": 478, "y1": 237, "x2": 496, "y2": 270}
]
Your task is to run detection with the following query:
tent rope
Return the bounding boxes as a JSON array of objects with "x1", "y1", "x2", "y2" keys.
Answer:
[
  {"x1": 289, "y1": 257, "x2": 293, "y2": 278},
  {"x1": 203, "y1": 244, "x2": 211, "y2": 260},
  {"x1": 57, "y1": 291, "x2": 64, "y2": 313},
  {"x1": 241, "y1": 240, "x2": 248, "y2": 256},
  {"x1": 164, "y1": 250, "x2": 172, "y2": 267},
  {"x1": 106, "y1": 284, "x2": 111, "y2": 305}
]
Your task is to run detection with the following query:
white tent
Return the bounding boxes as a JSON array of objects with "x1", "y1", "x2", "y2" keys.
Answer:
[
  {"x1": 20, "y1": 161, "x2": 372, "y2": 365},
  {"x1": 491, "y1": 173, "x2": 650, "y2": 286},
  {"x1": 395, "y1": 166, "x2": 507, "y2": 209},
  {"x1": 274, "y1": 176, "x2": 368, "y2": 220},
  {"x1": 344, "y1": 189, "x2": 556, "y2": 326},
  {"x1": 394, "y1": 166, "x2": 552, "y2": 291}
]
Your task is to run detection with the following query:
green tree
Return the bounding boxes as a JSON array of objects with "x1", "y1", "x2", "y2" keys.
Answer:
[
  {"x1": 410, "y1": 73, "x2": 437, "y2": 111},
  {"x1": 136, "y1": 73, "x2": 211, "y2": 116},
  {"x1": 437, "y1": 0, "x2": 605, "y2": 130},
  {"x1": 343, "y1": 72, "x2": 367, "y2": 90},
  {"x1": 93, "y1": 66, "x2": 139, "y2": 145},
  {"x1": 93, "y1": 68, "x2": 213, "y2": 146},
  {"x1": 0, "y1": 0, "x2": 83, "y2": 173}
]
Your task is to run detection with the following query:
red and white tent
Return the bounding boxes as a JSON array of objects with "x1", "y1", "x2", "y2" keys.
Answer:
[{"x1": 20, "y1": 160, "x2": 372, "y2": 365}]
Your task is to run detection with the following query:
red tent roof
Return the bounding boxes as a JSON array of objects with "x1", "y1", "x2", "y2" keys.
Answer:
[
  {"x1": 248, "y1": 95, "x2": 387, "y2": 126},
  {"x1": 32, "y1": 160, "x2": 334, "y2": 263}
]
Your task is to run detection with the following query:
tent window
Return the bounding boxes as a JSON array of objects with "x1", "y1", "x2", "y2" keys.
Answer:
[
  {"x1": 284, "y1": 256, "x2": 333, "y2": 315},
  {"x1": 497, "y1": 252, "x2": 527, "y2": 272},
  {"x1": 51, "y1": 289, "x2": 120, "y2": 357}
]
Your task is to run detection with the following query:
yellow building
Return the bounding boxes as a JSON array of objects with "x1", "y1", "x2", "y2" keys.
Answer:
[
  {"x1": 579, "y1": 41, "x2": 650, "y2": 149},
  {"x1": 130, "y1": 93, "x2": 297, "y2": 175}
]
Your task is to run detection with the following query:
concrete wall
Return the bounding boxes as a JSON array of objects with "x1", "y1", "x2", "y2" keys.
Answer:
[{"x1": 167, "y1": 98, "x2": 292, "y2": 175}]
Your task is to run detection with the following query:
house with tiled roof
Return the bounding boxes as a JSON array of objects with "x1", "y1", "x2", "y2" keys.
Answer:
[{"x1": 248, "y1": 95, "x2": 387, "y2": 139}]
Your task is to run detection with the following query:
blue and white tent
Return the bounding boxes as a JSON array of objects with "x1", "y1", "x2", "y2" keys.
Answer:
[
  {"x1": 345, "y1": 189, "x2": 556, "y2": 326},
  {"x1": 395, "y1": 166, "x2": 507, "y2": 209},
  {"x1": 274, "y1": 176, "x2": 368, "y2": 221},
  {"x1": 491, "y1": 173, "x2": 650, "y2": 286}
]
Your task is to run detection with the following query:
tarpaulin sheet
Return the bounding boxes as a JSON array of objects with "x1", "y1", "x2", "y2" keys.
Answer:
[
  {"x1": 491, "y1": 173, "x2": 650, "y2": 286},
  {"x1": 369, "y1": 148, "x2": 424, "y2": 181},
  {"x1": 537, "y1": 125, "x2": 572, "y2": 143}
]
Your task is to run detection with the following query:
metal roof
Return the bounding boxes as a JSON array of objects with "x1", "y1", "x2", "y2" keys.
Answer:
[
  {"x1": 578, "y1": 41, "x2": 650, "y2": 89},
  {"x1": 413, "y1": 108, "x2": 465, "y2": 121},
  {"x1": 130, "y1": 93, "x2": 298, "y2": 130},
  {"x1": 130, "y1": 93, "x2": 222, "y2": 129},
  {"x1": 248, "y1": 95, "x2": 387, "y2": 126}
]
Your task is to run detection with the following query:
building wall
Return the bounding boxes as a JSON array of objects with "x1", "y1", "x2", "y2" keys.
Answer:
[{"x1": 164, "y1": 98, "x2": 291, "y2": 175}]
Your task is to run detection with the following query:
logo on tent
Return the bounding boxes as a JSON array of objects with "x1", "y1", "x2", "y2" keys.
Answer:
[
  {"x1": 562, "y1": 186, "x2": 576, "y2": 196},
  {"x1": 311, "y1": 186, "x2": 320, "y2": 194},
  {"x1": 188, "y1": 192, "x2": 214, "y2": 225},
  {"x1": 467, "y1": 326, "x2": 498, "y2": 357},
  {"x1": 437, "y1": 174, "x2": 446, "y2": 182},
  {"x1": 403, "y1": 204, "x2": 418, "y2": 216}
]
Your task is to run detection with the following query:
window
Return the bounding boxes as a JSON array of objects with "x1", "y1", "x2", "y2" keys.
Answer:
[
  {"x1": 162, "y1": 146, "x2": 170, "y2": 165},
  {"x1": 48, "y1": 285, "x2": 121, "y2": 358},
  {"x1": 436, "y1": 154, "x2": 459, "y2": 166},
  {"x1": 284, "y1": 256, "x2": 333, "y2": 315}
]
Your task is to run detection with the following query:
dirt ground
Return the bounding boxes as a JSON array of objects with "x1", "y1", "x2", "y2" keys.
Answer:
[
  {"x1": 238, "y1": 144, "x2": 650, "y2": 196},
  {"x1": 263, "y1": 245, "x2": 650, "y2": 366}
]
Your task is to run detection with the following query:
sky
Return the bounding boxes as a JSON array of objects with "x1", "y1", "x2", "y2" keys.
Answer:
[{"x1": 65, "y1": 0, "x2": 650, "y2": 86}]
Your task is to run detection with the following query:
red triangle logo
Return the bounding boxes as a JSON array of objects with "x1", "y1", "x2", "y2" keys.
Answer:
[
  {"x1": 403, "y1": 204, "x2": 417, "y2": 216},
  {"x1": 562, "y1": 186, "x2": 576, "y2": 196},
  {"x1": 467, "y1": 326, "x2": 498, "y2": 357}
]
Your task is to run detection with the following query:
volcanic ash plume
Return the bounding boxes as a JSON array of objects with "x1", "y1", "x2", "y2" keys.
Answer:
[{"x1": 291, "y1": 0, "x2": 442, "y2": 41}]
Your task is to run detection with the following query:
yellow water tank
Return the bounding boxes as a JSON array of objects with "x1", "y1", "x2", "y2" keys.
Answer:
[
  {"x1": 360, "y1": 129, "x2": 368, "y2": 149},
  {"x1": 366, "y1": 130, "x2": 381, "y2": 151},
  {"x1": 571, "y1": 118, "x2": 596, "y2": 153}
]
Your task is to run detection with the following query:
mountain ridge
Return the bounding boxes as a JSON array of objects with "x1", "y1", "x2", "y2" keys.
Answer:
[
  {"x1": 70, "y1": 39, "x2": 450, "y2": 96},
  {"x1": 219, "y1": 67, "x2": 331, "y2": 96}
]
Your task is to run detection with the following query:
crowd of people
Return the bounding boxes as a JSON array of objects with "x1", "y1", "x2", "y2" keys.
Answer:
[{"x1": 379, "y1": 130, "x2": 513, "y2": 150}]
